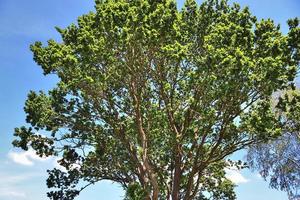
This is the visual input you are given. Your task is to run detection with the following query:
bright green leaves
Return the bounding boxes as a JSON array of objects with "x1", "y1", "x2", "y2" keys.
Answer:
[
  {"x1": 254, "y1": 19, "x2": 282, "y2": 57},
  {"x1": 240, "y1": 100, "x2": 282, "y2": 141},
  {"x1": 13, "y1": 0, "x2": 300, "y2": 199},
  {"x1": 94, "y1": 0, "x2": 179, "y2": 48},
  {"x1": 25, "y1": 91, "x2": 59, "y2": 131},
  {"x1": 31, "y1": 40, "x2": 77, "y2": 76},
  {"x1": 251, "y1": 19, "x2": 297, "y2": 95}
]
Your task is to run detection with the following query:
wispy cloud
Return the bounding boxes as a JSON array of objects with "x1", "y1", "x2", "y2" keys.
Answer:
[
  {"x1": 0, "y1": 189, "x2": 26, "y2": 199},
  {"x1": 1, "y1": 173, "x2": 32, "y2": 184},
  {"x1": 0, "y1": 172, "x2": 43, "y2": 199},
  {"x1": 8, "y1": 149, "x2": 50, "y2": 166},
  {"x1": 225, "y1": 168, "x2": 249, "y2": 184}
]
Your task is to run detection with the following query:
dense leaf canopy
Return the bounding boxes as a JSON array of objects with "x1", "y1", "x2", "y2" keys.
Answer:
[{"x1": 13, "y1": 0, "x2": 300, "y2": 199}]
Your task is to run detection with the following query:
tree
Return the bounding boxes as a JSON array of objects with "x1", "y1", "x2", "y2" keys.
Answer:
[
  {"x1": 12, "y1": 0, "x2": 300, "y2": 199},
  {"x1": 247, "y1": 89, "x2": 300, "y2": 200}
]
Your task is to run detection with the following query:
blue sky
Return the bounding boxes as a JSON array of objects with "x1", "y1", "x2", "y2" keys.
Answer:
[{"x1": 0, "y1": 0, "x2": 299, "y2": 199}]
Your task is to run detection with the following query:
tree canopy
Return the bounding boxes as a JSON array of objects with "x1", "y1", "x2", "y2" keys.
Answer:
[
  {"x1": 247, "y1": 89, "x2": 300, "y2": 200},
  {"x1": 13, "y1": 0, "x2": 300, "y2": 199}
]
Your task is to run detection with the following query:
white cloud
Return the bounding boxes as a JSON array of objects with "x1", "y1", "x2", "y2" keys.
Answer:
[
  {"x1": 8, "y1": 149, "x2": 50, "y2": 166},
  {"x1": 0, "y1": 173, "x2": 41, "y2": 199},
  {"x1": 225, "y1": 168, "x2": 249, "y2": 184}
]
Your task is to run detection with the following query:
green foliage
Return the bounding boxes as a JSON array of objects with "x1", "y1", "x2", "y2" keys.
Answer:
[
  {"x1": 125, "y1": 183, "x2": 148, "y2": 200},
  {"x1": 247, "y1": 90, "x2": 300, "y2": 199},
  {"x1": 13, "y1": 0, "x2": 300, "y2": 199}
]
